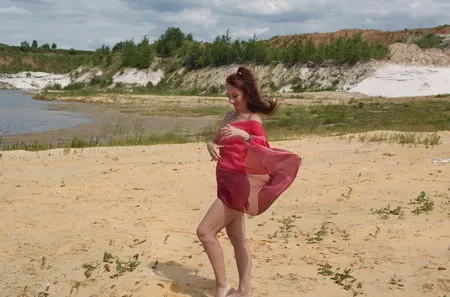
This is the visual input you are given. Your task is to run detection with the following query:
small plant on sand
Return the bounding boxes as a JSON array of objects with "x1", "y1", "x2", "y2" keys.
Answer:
[
  {"x1": 423, "y1": 133, "x2": 441, "y2": 146},
  {"x1": 318, "y1": 263, "x2": 334, "y2": 276},
  {"x1": 0, "y1": 153, "x2": 3, "y2": 160},
  {"x1": 267, "y1": 215, "x2": 298, "y2": 242},
  {"x1": 372, "y1": 205, "x2": 404, "y2": 219},
  {"x1": 81, "y1": 252, "x2": 141, "y2": 280},
  {"x1": 389, "y1": 274, "x2": 405, "y2": 289},
  {"x1": 318, "y1": 263, "x2": 363, "y2": 296},
  {"x1": 410, "y1": 191, "x2": 434, "y2": 214},
  {"x1": 70, "y1": 281, "x2": 83, "y2": 295},
  {"x1": 307, "y1": 224, "x2": 327, "y2": 243},
  {"x1": 114, "y1": 254, "x2": 140, "y2": 276},
  {"x1": 40, "y1": 256, "x2": 47, "y2": 269},
  {"x1": 82, "y1": 262, "x2": 100, "y2": 278}
]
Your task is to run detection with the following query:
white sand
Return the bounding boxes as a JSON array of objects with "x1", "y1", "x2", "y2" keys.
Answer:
[
  {"x1": 349, "y1": 64, "x2": 450, "y2": 97},
  {"x1": 0, "y1": 72, "x2": 71, "y2": 90},
  {"x1": 112, "y1": 68, "x2": 164, "y2": 87}
]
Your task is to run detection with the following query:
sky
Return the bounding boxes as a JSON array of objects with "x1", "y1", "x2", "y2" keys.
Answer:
[{"x1": 0, "y1": 0, "x2": 449, "y2": 50}]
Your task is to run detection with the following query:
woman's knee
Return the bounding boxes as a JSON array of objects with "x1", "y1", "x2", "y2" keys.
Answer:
[{"x1": 196, "y1": 224, "x2": 214, "y2": 242}]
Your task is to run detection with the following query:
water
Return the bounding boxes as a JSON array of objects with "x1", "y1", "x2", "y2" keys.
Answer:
[{"x1": 0, "y1": 90, "x2": 92, "y2": 136}]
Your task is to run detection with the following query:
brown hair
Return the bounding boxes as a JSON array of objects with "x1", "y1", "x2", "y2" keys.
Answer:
[{"x1": 226, "y1": 66, "x2": 277, "y2": 115}]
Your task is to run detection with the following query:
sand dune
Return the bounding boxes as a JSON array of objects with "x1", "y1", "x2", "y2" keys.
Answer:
[{"x1": 1, "y1": 132, "x2": 449, "y2": 297}]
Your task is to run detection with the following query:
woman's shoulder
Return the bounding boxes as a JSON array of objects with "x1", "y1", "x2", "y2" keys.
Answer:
[{"x1": 249, "y1": 113, "x2": 263, "y2": 124}]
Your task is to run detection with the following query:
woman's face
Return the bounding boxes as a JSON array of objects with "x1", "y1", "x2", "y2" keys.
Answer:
[{"x1": 226, "y1": 84, "x2": 247, "y2": 108}]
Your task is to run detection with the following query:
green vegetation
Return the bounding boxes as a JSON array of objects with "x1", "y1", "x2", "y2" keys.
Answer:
[
  {"x1": 264, "y1": 100, "x2": 450, "y2": 138},
  {"x1": 409, "y1": 191, "x2": 434, "y2": 214},
  {"x1": 414, "y1": 33, "x2": 446, "y2": 49},
  {"x1": 0, "y1": 42, "x2": 98, "y2": 74},
  {"x1": 318, "y1": 263, "x2": 363, "y2": 295},
  {"x1": 357, "y1": 131, "x2": 441, "y2": 146},
  {"x1": 1, "y1": 26, "x2": 389, "y2": 76},
  {"x1": 163, "y1": 29, "x2": 388, "y2": 70},
  {"x1": 372, "y1": 205, "x2": 404, "y2": 219},
  {"x1": 1, "y1": 99, "x2": 448, "y2": 151},
  {"x1": 3, "y1": 25, "x2": 449, "y2": 83}
]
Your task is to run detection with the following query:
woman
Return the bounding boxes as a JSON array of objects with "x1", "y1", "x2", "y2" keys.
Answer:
[{"x1": 196, "y1": 66, "x2": 301, "y2": 297}]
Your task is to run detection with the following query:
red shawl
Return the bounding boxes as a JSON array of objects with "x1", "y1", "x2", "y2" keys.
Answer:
[{"x1": 216, "y1": 120, "x2": 301, "y2": 215}]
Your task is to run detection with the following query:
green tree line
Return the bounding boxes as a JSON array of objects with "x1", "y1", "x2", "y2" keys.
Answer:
[
  {"x1": 107, "y1": 27, "x2": 389, "y2": 71},
  {"x1": 2, "y1": 27, "x2": 390, "y2": 73}
]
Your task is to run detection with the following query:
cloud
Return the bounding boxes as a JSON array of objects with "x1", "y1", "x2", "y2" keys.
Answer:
[
  {"x1": 0, "y1": 0, "x2": 449, "y2": 50},
  {"x1": 0, "y1": 5, "x2": 32, "y2": 15}
]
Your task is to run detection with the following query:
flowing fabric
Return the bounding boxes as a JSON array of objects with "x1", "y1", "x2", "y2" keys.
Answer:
[{"x1": 216, "y1": 120, "x2": 302, "y2": 216}]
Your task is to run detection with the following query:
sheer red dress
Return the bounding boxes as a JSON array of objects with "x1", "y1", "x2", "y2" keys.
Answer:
[{"x1": 216, "y1": 120, "x2": 302, "y2": 216}]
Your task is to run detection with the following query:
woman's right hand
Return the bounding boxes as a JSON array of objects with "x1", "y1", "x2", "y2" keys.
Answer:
[{"x1": 207, "y1": 141, "x2": 221, "y2": 161}]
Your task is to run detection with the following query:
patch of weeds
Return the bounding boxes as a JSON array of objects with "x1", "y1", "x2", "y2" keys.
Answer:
[
  {"x1": 331, "y1": 268, "x2": 357, "y2": 289},
  {"x1": 267, "y1": 215, "x2": 299, "y2": 243},
  {"x1": 103, "y1": 252, "x2": 114, "y2": 263},
  {"x1": 372, "y1": 205, "x2": 404, "y2": 219},
  {"x1": 0, "y1": 153, "x2": 3, "y2": 160},
  {"x1": 358, "y1": 132, "x2": 441, "y2": 146},
  {"x1": 71, "y1": 136, "x2": 100, "y2": 148},
  {"x1": 82, "y1": 262, "x2": 100, "y2": 278},
  {"x1": 63, "y1": 147, "x2": 70, "y2": 155},
  {"x1": 318, "y1": 263, "x2": 334, "y2": 276},
  {"x1": 114, "y1": 254, "x2": 140, "y2": 277},
  {"x1": 318, "y1": 263, "x2": 363, "y2": 296},
  {"x1": 81, "y1": 252, "x2": 141, "y2": 280},
  {"x1": 389, "y1": 274, "x2": 405, "y2": 289},
  {"x1": 307, "y1": 224, "x2": 327, "y2": 243},
  {"x1": 70, "y1": 281, "x2": 83, "y2": 295},
  {"x1": 423, "y1": 133, "x2": 441, "y2": 146},
  {"x1": 410, "y1": 191, "x2": 434, "y2": 214}
]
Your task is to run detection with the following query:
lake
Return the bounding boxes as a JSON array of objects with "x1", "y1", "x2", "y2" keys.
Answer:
[{"x1": 0, "y1": 90, "x2": 92, "y2": 136}]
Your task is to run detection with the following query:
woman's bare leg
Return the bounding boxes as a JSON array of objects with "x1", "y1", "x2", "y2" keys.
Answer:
[
  {"x1": 196, "y1": 199, "x2": 237, "y2": 297},
  {"x1": 226, "y1": 214, "x2": 252, "y2": 297}
]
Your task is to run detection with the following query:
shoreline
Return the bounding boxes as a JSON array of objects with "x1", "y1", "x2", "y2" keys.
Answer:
[
  {"x1": 1, "y1": 90, "x2": 449, "y2": 150},
  {"x1": 1, "y1": 100, "x2": 220, "y2": 148}
]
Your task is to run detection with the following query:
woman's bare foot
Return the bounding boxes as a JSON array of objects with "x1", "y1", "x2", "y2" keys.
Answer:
[
  {"x1": 215, "y1": 282, "x2": 233, "y2": 297},
  {"x1": 228, "y1": 289, "x2": 251, "y2": 297}
]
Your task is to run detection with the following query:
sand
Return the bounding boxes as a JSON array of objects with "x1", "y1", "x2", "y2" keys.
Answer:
[
  {"x1": 1, "y1": 132, "x2": 449, "y2": 297},
  {"x1": 349, "y1": 64, "x2": 450, "y2": 97}
]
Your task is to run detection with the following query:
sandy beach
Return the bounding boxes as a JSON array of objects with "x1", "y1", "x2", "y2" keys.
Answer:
[{"x1": 1, "y1": 131, "x2": 449, "y2": 297}]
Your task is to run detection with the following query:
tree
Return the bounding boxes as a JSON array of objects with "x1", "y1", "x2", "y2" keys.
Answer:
[
  {"x1": 51, "y1": 43, "x2": 57, "y2": 50},
  {"x1": 40, "y1": 43, "x2": 50, "y2": 49},
  {"x1": 120, "y1": 36, "x2": 154, "y2": 69},
  {"x1": 20, "y1": 41, "x2": 30, "y2": 49},
  {"x1": 31, "y1": 40, "x2": 38, "y2": 48},
  {"x1": 155, "y1": 27, "x2": 186, "y2": 56}
]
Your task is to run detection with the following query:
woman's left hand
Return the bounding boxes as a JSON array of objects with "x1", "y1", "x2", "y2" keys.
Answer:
[{"x1": 220, "y1": 124, "x2": 249, "y2": 140}]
